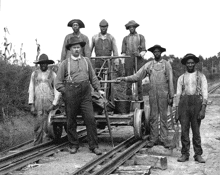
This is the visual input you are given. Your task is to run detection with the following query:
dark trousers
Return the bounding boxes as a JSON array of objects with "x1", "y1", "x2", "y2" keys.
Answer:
[
  {"x1": 64, "y1": 80, "x2": 98, "y2": 150},
  {"x1": 178, "y1": 95, "x2": 203, "y2": 157},
  {"x1": 124, "y1": 55, "x2": 145, "y2": 100}
]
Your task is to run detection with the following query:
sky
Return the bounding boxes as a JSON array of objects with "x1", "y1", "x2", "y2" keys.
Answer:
[{"x1": 0, "y1": 0, "x2": 220, "y2": 65}]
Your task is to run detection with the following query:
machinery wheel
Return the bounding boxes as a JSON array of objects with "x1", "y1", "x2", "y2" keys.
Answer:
[
  {"x1": 133, "y1": 108, "x2": 146, "y2": 139},
  {"x1": 144, "y1": 105, "x2": 150, "y2": 135},
  {"x1": 47, "y1": 109, "x2": 63, "y2": 141}
]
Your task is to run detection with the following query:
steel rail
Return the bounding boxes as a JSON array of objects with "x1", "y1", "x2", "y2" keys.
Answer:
[
  {"x1": 0, "y1": 129, "x2": 106, "y2": 175},
  {"x1": 73, "y1": 136, "x2": 136, "y2": 175}
]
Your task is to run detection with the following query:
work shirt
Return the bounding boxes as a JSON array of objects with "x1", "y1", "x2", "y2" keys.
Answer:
[
  {"x1": 55, "y1": 55, "x2": 100, "y2": 93},
  {"x1": 121, "y1": 32, "x2": 146, "y2": 55},
  {"x1": 90, "y1": 33, "x2": 118, "y2": 57},
  {"x1": 125, "y1": 59, "x2": 174, "y2": 98},
  {"x1": 61, "y1": 32, "x2": 90, "y2": 61},
  {"x1": 28, "y1": 69, "x2": 61, "y2": 109},
  {"x1": 176, "y1": 71, "x2": 208, "y2": 106}
]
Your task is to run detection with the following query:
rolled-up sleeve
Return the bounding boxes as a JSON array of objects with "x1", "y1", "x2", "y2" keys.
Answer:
[
  {"x1": 55, "y1": 61, "x2": 66, "y2": 93},
  {"x1": 175, "y1": 75, "x2": 183, "y2": 106},
  {"x1": 52, "y1": 72, "x2": 61, "y2": 105},
  {"x1": 125, "y1": 61, "x2": 151, "y2": 82},
  {"x1": 201, "y1": 74, "x2": 208, "y2": 105}
]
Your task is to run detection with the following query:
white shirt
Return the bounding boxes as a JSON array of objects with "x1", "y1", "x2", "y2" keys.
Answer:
[{"x1": 176, "y1": 71, "x2": 208, "y2": 106}]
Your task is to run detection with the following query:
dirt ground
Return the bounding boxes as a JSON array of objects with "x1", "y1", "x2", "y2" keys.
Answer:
[{"x1": 8, "y1": 93, "x2": 220, "y2": 175}]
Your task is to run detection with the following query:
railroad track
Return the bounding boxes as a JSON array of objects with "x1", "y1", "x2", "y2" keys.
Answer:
[
  {"x1": 72, "y1": 135, "x2": 149, "y2": 175},
  {"x1": 0, "y1": 128, "x2": 107, "y2": 175}
]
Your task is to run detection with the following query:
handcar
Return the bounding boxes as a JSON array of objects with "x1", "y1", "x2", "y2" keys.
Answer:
[{"x1": 47, "y1": 56, "x2": 150, "y2": 141}]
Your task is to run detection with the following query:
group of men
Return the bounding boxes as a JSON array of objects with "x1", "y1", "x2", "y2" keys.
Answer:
[{"x1": 28, "y1": 19, "x2": 208, "y2": 163}]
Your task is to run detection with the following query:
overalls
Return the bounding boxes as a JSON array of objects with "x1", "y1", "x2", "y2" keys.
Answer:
[
  {"x1": 178, "y1": 71, "x2": 203, "y2": 157},
  {"x1": 33, "y1": 70, "x2": 54, "y2": 145},
  {"x1": 148, "y1": 60, "x2": 169, "y2": 143}
]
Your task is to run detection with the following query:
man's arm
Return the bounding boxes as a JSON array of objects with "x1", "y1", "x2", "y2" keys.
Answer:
[
  {"x1": 52, "y1": 72, "x2": 61, "y2": 106},
  {"x1": 83, "y1": 35, "x2": 91, "y2": 58},
  {"x1": 166, "y1": 61, "x2": 175, "y2": 98},
  {"x1": 201, "y1": 74, "x2": 208, "y2": 105},
  {"x1": 90, "y1": 36, "x2": 95, "y2": 57},
  {"x1": 175, "y1": 75, "x2": 183, "y2": 107},
  {"x1": 86, "y1": 57, "x2": 100, "y2": 91},
  {"x1": 111, "y1": 36, "x2": 119, "y2": 56},
  {"x1": 55, "y1": 61, "x2": 66, "y2": 93},
  {"x1": 60, "y1": 35, "x2": 68, "y2": 62},
  {"x1": 121, "y1": 37, "x2": 127, "y2": 55},
  {"x1": 28, "y1": 71, "x2": 35, "y2": 105},
  {"x1": 125, "y1": 61, "x2": 151, "y2": 82}
]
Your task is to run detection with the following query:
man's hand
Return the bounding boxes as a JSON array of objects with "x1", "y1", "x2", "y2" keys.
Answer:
[
  {"x1": 116, "y1": 77, "x2": 126, "y2": 82},
  {"x1": 140, "y1": 51, "x2": 146, "y2": 58},
  {"x1": 30, "y1": 104, "x2": 36, "y2": 115},
  {"x1": 198, "y1": 105, "x2": 206, "y2": 120},
  {"x1": 175, "y1": 107, "x2": 179, "y2": 123},
  {"x1": 98, "y1": 90, "x2": 105, "y2": 97}
]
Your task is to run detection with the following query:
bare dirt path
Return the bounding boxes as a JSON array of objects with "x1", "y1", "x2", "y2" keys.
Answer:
[{"x1": 11, "y1": 96, "x2": 220, "y2": 175}]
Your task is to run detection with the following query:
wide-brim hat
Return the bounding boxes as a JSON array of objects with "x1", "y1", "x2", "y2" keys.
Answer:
[
  {"x1": 66, "y1": 36, "x2": 86, "y2": 50},
  {"x1": 34, "y1": 54, "x2": 54, "y2": 64},
  {"x1": 125, "y1": 20, "x2": 139, "y2": 30},
  {"x1": 148, "y1": 45, "x2": 166, "y2": 53},
  {"x1": 67, "y1": 19, "x2": 85, "y2": 28},
  {"x1": 181, "y1": 53, "x2": 199, "y2": 65}
]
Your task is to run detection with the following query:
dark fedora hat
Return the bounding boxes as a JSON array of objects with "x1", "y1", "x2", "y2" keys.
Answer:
[
  {"x1": 99, "y1": 19, "x2": 108, "y2": 27},
  {"x1": 66, "y1": 37, "x2": 86, "y2": 50},
  {"x1": 181, "y1": 53, "x2": 199, "y2": 65},
  {"x1": 125, "y1": 20, "x2": 139, "y2": 30},
  {"x1": 67, "y1": 19, "x2": 85, "y2": 28},
  {"x1": 34, "y1": 54, "x2": 54, "y2": 64},
  {"x1": 148, "y1": 45, "x2": 166, "y2": 53}
]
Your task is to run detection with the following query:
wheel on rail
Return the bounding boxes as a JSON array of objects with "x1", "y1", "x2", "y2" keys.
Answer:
[
  {"x1": 144, "y1": 105, "x2": 150, "y2": 135},
  {"x1": 47, "y1": 109, "x2": 63, "y2": 141},
  {"x1": 133, "y1": 108, "x2": 147, "y2": 139}
]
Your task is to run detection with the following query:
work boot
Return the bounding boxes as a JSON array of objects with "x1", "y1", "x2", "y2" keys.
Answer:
[
  {"x1": 68, "y1": 147, "x2": 78, "y2": 154},
  {"x1": 91, "y1": 148, "x2": 102, "y2": 155},
  {"x1": 194, "y1": 155, "x2": 205, "y2": 163},
  {"x1": 146, "y1": 141, "x2": 155, "y2": 148},
  {"x1": 177, "y1": 154, "x2": 189, "y2": 162}
]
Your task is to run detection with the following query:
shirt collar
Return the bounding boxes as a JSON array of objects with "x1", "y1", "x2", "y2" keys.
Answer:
[
  {"x1": 153, "y1": 59, "x2": 163, "y2": 64},
  {"x1": 129, "y1": 32, "x2": 137, "y2": 36},
  {"x1": 71, "y1": 55, "x2": 81, "y2": 60},
  {"x1": 98, "y1": 32, "x2": 107, "y2": 39}
]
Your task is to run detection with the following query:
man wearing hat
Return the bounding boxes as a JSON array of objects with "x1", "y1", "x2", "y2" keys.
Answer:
[
  {"x1": 90, "y1": 19, "x2": 119, "y2": 102},
  {"x1": 61, "y1": 19, "x2": 90, "y2": 61},
  {"x1": 117, "y1": 44, "x2": 174, "y2": 148},
  {"x1": 28, "y1": 54, "x2": 61, "y2": 145},
  {"x1": 121, "y1": 20, "x2": 147, "y2": 101},
  {"x1": 90, "y1": 19, "x2": 119, "y2": 67},
  {"x1": 55, "y1": 37, "x2": 103, "y2": 155},
  {"x1": 175, "y1": 54, "x2": 208, "y2": 163}
]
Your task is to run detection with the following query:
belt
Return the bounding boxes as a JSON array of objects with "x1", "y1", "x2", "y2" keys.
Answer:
[{"x1": 65, "y1": 79, "x2": 89, "y2": 85}]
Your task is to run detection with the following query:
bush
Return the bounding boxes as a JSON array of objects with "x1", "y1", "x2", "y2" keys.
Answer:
[{"x1": 0, "y1": 60, "x2": 33, "y2": 120}]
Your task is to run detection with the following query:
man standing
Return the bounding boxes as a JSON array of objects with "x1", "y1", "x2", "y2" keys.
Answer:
[
  {"x1": 55, "y1": 37, "x2": 103, "y2": 155},
  {"x1": 90, "y1": 19, "x2": 119, "y2": 68},
  {"x1": 121, "y1": 20, "x2": 147, "y2": 101},
  {"x1": 175, "y1": 54, "x2": 208, "y2": 163},
  {"x1": 117, "y1": 45, "x2": 174, "y2": 148},
  {"x1": 61, "y1": 19, "x2": 90, "y2": 61},
  {"x1": 28, "y1": 54, "x2": 60, "y2": 145}
]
